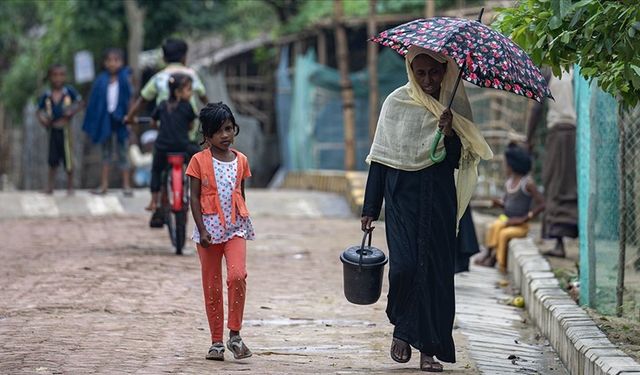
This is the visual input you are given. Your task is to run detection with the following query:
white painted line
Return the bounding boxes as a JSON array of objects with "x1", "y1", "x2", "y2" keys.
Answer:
[
  {"x1": 290, "y1": 199, "x2": 320, "y2": 218},
  {"x1": 20, "y1": 194, "x2": 59, "y2": 217},
  {"x1": 86, "y1": 196, "x2": 125, "y2": 216}
]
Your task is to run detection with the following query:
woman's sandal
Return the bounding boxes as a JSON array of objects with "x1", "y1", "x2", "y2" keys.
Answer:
[
  {"x1": 226, "y1": 335, "x2": 252, "y2": 360},
  {"x1": 420, "y1": 353, "x2": 443, "y2": 372},
  {"x1": 390, "y1": 337, "x2": 411, "y2": 363},
  {"x1": 206, "y1": 342, "x2": 225, "y2": 361}
]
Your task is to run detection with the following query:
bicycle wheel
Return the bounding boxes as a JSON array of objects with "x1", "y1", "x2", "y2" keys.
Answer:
[
  {"x1": 165, "y1": 172, "x2": 177, "y2": 249},
  {"x1": 165, "y1": 207, "x2": 177, "y2": 248},
  {"x1": 174, "y1": 210, "x2": 187, "y2": 255}
]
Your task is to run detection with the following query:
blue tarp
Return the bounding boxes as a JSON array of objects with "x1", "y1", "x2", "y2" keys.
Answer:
[{"x1": 277, "y1": 48, "x2": 406, "y2": 171}]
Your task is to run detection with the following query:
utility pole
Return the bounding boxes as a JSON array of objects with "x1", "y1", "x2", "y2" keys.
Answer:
[{"x1": 334, "y1": 0, "x2": 356, "y2": 170}]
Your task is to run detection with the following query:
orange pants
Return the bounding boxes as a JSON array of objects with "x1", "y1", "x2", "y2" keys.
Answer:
[
  {"x1": 485, "y1": 219, "x2": 529, "y2": 270},
  {"x1": 197, "y1": 236, "x2": 247, "y2": 343}
]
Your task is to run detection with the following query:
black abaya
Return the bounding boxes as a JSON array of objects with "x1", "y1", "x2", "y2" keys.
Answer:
[
  {"x1": 455, "y1": 207, "x2": 480, "y2": 273},
  {"x1": 362, "y1": 134, "x2": 461, "y2": 363}
]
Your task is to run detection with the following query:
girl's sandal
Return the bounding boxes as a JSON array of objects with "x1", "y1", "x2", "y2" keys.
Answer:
[
  {"x1": 206, "y1": 342, "x2": 225, "y2": 361},
  {"x1": 390, "y1": 337, "x2": 411, "y2": 363},
  {"x1": 227, "y1": 335, "x2": 252, "y2": 360},
  {"x1": 420, "y1": 353, "x2": 443, "y2": 372}
]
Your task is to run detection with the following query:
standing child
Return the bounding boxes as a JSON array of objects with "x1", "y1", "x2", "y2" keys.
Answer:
[
  {"x1": 147, "y1": 73, "x2": 199, "y2": 212},
  {"x1": 475, "y1": 143, "x2": 545, "y2": 272},
  {"x1": 125, "y1": 38, "x2": 208, "y2": 144},
  {"x1": 83, "y1": 48, "x2": 133, "y2": 196},
  {"x1": 187, "y1": 102, "x2": 255, "y2": 361},
  {"x1": 37, "y1": 64, "x2": 82, "y2": 195}
]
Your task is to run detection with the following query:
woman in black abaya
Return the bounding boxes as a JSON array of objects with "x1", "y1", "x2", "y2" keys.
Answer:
[{"x1": 361, "y1": 46, "x2": 492, "y2": 372}]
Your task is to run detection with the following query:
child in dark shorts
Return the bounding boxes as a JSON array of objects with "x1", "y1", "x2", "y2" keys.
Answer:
[
  {"x1": 36, "y1": 64, "x2": 82, "y2": 195},
  {"x1": 147, "y1": 73, "x2": 199, "y2": 212},
  {"x1": 82, "y1": 48, "x2": 133, "y2": 196}
]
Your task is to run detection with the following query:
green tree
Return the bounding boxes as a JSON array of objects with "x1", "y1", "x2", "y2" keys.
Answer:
[{"x1": 493, "y1": 0, "x2": 640, "y2": 108}]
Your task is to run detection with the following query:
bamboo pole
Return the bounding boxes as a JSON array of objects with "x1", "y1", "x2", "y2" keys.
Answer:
[
  {"x1": 367, "y1": 0, "x2": 379, "y2": 141},
  {"x1": 334, "y1": 0, "x2": 356, "y2": 170},
  {"x1": 424, "y1": 0, "x2": 435, "y2": 18},
  {"x1": 124, "y1": 0, "x2": 145, "y2": 90},
  {"x1": 317, "y1": 31, "x2": 328, "y2": 66}
]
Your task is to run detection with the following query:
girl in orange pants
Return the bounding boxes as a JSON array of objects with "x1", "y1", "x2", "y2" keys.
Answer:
[
  {"x1": 197, "y1": 237, "x2": 247, "y2": 344},
  {"x1": 188, "y1": 103, "x2": 256, "y2": 361}
]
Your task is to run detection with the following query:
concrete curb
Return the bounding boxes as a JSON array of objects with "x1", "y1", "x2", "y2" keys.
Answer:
[
  {"x1": 282, "y1": 170, "x2": 367, "y2": 215},
  {"x1": 0, "y1": 191, "x2": 134, "y2": 220},
  {"x1": 508, "y1": 238, "x2": 640, "y2": 375}
]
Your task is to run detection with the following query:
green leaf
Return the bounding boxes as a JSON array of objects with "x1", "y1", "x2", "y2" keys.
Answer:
[
  {"x1": 627, "y1": 65, "x2": 640, "y2": 90},
  {"x1": 571, "y1": 0, "x2": 594, "y2": 9},
  {"x1": 560, "y1": 31, "x2": 572, "y2": 44},
  {"x1": 569, "y1": 7, "x2": 584, "y2": 28},
  {"x1": 559, "y1": 0, "x2": 572, "y2": 18},
  {"x1": 551, "y1": 0, "x2": 560, "y2": 15},
  {"x1": 549, "y1": 16, "x2": 563, "y2": 30},
  {"x1": 630, "y1": 26, "x2": 638, "y2": 38}
]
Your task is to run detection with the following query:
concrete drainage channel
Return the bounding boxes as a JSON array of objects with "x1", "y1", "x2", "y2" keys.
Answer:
[
  {"x1": 455, "y1": 265, "x2": 568, "y2": 374},
  {"x1": 508, "y1": 238, "x2": 640, "y2": 375}
]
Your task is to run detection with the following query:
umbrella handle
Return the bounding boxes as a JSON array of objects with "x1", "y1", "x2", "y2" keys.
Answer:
[
  {"x1": 439, "y1": 7, "x2": 484, "y2": 163},
  {"x1": 429, "y1": 128, "x2": 446, "y2": 163},
  {"x1": 446, "y1": 68, "x2": 465, "y2": 110}
]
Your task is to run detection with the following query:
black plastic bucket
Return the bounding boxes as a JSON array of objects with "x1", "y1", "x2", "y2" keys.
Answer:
[{"x1": 340, "y1": 230, "x2": 388, "y2": 305}]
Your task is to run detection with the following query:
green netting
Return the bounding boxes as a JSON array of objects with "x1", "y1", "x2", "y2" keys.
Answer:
[
  {"x1": 283, "y1": 48, "x2": 406, "y2": 171},
  {"x1": 576, "y1": 67, "x2": 621, "y2": 315},
  {"x1": 621, "y1": 105, "x2": 640, "y2": 319}
]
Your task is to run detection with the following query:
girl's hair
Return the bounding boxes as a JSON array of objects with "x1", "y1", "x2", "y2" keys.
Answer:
[
  {"x1": 168, "y1": 73, "x2": 192, "y2": 102},
  {"x1": 199, "y1": 102, "x2": 240, "y2": 144},
  {"x1": 504, "y1": 142, "x2": 532, "y2": 175},
  {"x1": 103, "y1": 47, "x2": 124, "y2": 62}
]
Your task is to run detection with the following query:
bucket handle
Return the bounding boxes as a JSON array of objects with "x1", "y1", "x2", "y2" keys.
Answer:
[{"x1": 358, "y1": 229, "x2": 373, "y2": 271}]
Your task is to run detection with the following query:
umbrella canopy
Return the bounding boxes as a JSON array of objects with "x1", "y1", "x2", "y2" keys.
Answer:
[{"x1": 370, "y1": 17, "x2": 552, "y2": 103}]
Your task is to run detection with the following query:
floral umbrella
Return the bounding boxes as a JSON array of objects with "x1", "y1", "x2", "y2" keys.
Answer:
[{"x1": 370, "y1": 12, "x2": 552, "y2": 104}]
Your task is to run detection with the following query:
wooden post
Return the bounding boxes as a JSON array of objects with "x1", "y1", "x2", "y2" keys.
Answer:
[
  {"x1": 334, "y1": 0, "x2": 356, "y2": 170},
  {"x1": 124, "y1": 0, "x2": 145, "y2": 90},
  {"x1": 317, "y1": 31, "x2": 328, "y2": 66},
  {"x1": 424, "y1": 0, "x2": 435, "y2": 18},
  {"x1": 456, "y1": 0, "x2": 465, "y2": 17},
  {"x1": 367, "y1": 0, "x2": 379, "y2": 141}
]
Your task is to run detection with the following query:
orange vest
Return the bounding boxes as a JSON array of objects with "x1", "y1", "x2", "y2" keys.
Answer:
[{"x1": 188, "y1": 148, "x2": 250, "y2": 228}]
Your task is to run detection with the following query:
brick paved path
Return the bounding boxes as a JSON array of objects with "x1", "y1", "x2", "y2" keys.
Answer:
[{"x1": 0, "y1": 190, "x2": 565, "y2": 374}]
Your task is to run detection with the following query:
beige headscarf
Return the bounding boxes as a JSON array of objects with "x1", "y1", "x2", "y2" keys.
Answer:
[{"x1": 366, "y1": 46, "x2": 493, "y2": 224}]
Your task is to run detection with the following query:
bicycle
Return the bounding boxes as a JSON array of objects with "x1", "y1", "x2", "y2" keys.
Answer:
[{"x1": 135, "y1": 116, "x2": 189, "y2": 255}]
